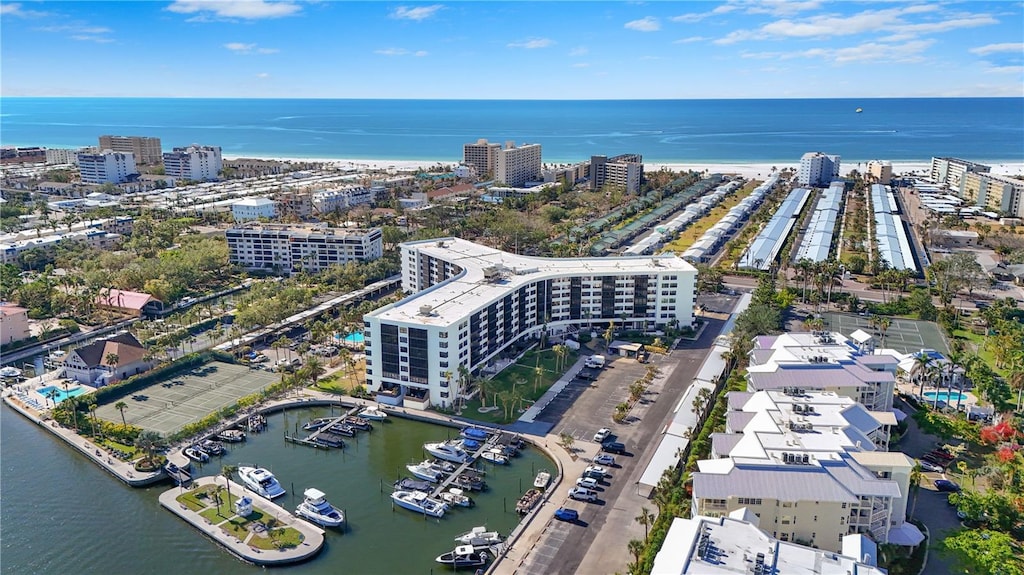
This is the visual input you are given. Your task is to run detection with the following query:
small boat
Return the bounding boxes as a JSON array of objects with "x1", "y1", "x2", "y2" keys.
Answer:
[
  {"x1": 327, "y1": 423, "x2": 356, "y2": 436},
  {"x1": 391, "y1": 490, "x2": 447, "y2": 517},
  {"x1": 460, "y1": 427, "x2": 490, "y2": 441},
  {"x1": 165, "y1": 462, "x2": 192, "y2": 485},
  {"x1": 435, "y1": 545, "x2": 489, "y2": 568},
  {"x1": 295, "y1": 488, "x2": 344, "y2": 528},
  {"x1": 480, "y1": 448, "x2": 508, "y2": 465},
  {"x1": 184, "y1": 445, "x2": 209, "y2": 463},
  {"x1": 344, "y1": 416, "x2": 373, "y2": 431},
  {"x1": 424, "y1": 441, "x2": 473, "y2": 464},
  {"x1": 360, "y1": 406, "x2": 388, "y2": 421},
  {"x1": 248, "y1": 414, "x2": 267, "y2": 433},
  {"x1": 313, "y1": 433, "x2": 345, "y2": 448},
  {"x1": 427, "y1": 459, "x2": 457, "y2": 474},
  {"x1": 534, "y1": 470, "x2": 551, "y2": 489},
  {"x1": 303, "y1": 417, "x2": 334, "y2": 432},
  {"x1": 238, "y1": 466, "x2": 286, "y2": 499},
  {"x1": 441, "y1": 487, "x2": 475, "y2": 508},
  {"x1": 516, "y1": 489, "x2": 542, "y2": 515},
  {"x1": 200, "y1": 439, "x2": 225, "y2": 456},
  {"x1": 217, "y1": 429, "x2": 246, "y2": 443},
  {"x1": 394, "y1": 477, "x2": 433, "y2": 493},
  {"x1": 455, "y1": 525, "x2": 503, "y2": 547},
  {"x1": 454, "y1": 473, "x2": 487, "y2": 492},
  {"x1": 461, "y1": 438, "x2": 482, "y2": 451},
  {"x1": 856, "y1": 107, "x2": 863, "y2": 113},
  {"x1": 407, "y1": 461, "x2": 445, "y2": 482}
]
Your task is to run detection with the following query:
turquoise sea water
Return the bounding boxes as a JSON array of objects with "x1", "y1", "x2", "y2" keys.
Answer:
[{"x1": 1, "y1": 98, "x2": 1021, "y2": 163}]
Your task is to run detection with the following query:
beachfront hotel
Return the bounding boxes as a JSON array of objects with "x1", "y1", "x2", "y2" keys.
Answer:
[
  {"x1": 496, "y1": 141, "x2": 543, "y2": 187},
  {"x1": 589, "y1": 153, "x2": 644, "y2": 193},
  {"x1": 98, "y1": 135, "x2": 163, "y2": 165},
  {"x1": 226, "y1": 223, "x2": 382, "y2": 275},
  {"x1": 162, "y1": 144, "x2": 223, "y2": 182},
  {"x1": 797, "y1": 152, "x2": 841, "y2": 187},
  {"x1": 463, "y1": 138, "x2": 502, "y2": 179},
  {"x1": 363, "y1": 237, "x2": 697, "y2": 408}
]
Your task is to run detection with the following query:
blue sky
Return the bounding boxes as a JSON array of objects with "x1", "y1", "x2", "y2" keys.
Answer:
[{"x1": 1, "y1": 1, "x2": 1022, "y2": 98}]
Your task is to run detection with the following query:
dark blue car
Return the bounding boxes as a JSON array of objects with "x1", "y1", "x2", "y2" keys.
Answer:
[
  {"x1": 554, "y1": 508, "x2": 579, "y2": 522},
  {"x1": 934, "y1": 479, "x2": 961, "y2": 492}
]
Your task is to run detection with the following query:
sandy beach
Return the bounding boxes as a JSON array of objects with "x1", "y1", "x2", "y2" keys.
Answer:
[{"x1": 224, "y1": 154, "x2": 1023, "y2": 182}]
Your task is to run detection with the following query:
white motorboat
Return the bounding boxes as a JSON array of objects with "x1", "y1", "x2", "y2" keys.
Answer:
[
  {"x1": 200, "y1": 439, "x2": 225, "y2": 456},
  {"x1": 424, "y1": 441, "x2": 473, "y2": 464},
  {"x1": 184, "y1": 446, "x2": 209, "y2": 463},
  {"x1": 295, "y1": 488, "x2": 344, "y2": 528},
  {"x1": 238, "y1": 466, "x2": 286, "y2": 499},
  {"x1": 360, "y1": 406, "x2": 388, "y2": 421},
  {"x1": 217, "y1": 429, "x2": 246, "y2": 443},
  {"x1": 480, "y1": 448, "x2": 508, "y2": 465},
  {"x1": 303, "y1": 417, "x2": 334, "y2": 432},
  {"x1": 440, "y1": 487, "x2": 475, "y2": 508},
  {"x1": 407, "y1": 461, "x2": 444, "y2": 482},
  {"x1": 533, "y1": 470, "x2": 551, "y2": 489},
  {"x1": 455, "y1": 525, "x2": 504, "y2": 547},
  {"x1": 391, "y1": 490, "x2": 447, "y2": 518},
  {"x1": 435, "y1": 545, "x2": 489, "y2": 568}
]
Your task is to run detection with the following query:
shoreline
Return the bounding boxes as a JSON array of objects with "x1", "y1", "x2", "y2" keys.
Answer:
[{"x1": 223, "y1": 154, "x2": 1024, "y2": 181}]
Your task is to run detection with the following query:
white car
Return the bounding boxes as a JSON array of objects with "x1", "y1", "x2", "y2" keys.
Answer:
[
  {"x1": 593, "y1": 454, "x2": 616, "y2": 467},
  {"x1": 583, "y1": 465, "x2": 608, "y2": 478},
  {"x1": 568, "y1": 487, "x2": 597, "y2": 502},
  {"x1": 918, "y1": 459, "x2": 944, "y2": 473},
  {"x1": 593, "y1": 428, "x2": 611, "y2": 443},
  {"x1": 576, "y1": 476, "x2": 599, "y2": 490}
]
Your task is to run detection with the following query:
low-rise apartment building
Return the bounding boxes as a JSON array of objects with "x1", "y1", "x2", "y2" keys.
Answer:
[
  {"x1": 231, "y1": 197, "x2": 277, "y2": 222},
  {"x1": 312, "y1": 186, "x2": 374, "y2": 214},
  {"x1": 960, "y1": 171, "x2": 1024, "y2": 217},
  {"x1": 930, "y1": 157, "x2": 990, "y2": 190},
  {"x1": 0, "y1": 303, "x2": 31, "y2": 345},
  {"x1": 226, "y1": 223, "x2": 382, "y2": 275}
]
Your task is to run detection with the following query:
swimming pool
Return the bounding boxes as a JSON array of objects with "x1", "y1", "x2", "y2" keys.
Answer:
[
  {"x1": 342, "y1": 332, "x2": 365, "y2": 344},
  {"x1": 36, "y1": 385, "x2": 86, "y2": 404},
  {"x1": 922, "y1": 391, "x2": 967, "y2": 403}
]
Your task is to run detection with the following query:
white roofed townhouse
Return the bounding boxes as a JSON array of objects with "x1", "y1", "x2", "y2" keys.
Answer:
[{"x1": 363, "y1": 237, "x2": 696, "y2": 409}]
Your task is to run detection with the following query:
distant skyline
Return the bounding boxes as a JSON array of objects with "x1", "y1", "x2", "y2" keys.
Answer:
[{"x1": 1, "y1": 1, "x2": 1022, "y2": 99}]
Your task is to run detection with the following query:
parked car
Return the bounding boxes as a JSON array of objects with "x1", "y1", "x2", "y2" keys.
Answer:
[
  {"x1": 593, "y1": 454, "x2": 616, "y2": 467},
  {"x1": 583, "y1": 465, "x2": 608, "y2": 479},
  {"x1": 593, "y1": 428, "x2": 611, "y2": 443},
  {"x1": 918, "y1": 459, "x2": 944, "y2": 473},
  {"x1": 934, "y1": 479, "x2": 961, "y2": 492},
  {"x1": 576, "y1": 477, "x2": 599, "y2": 490},
  {"x1": 568, "y1": 487, "x2": 597, "y2": 502},
  {"x1": 601, "y1": 442, "x2": 626, "y2": 454},
  {"x1": 554, "y1": 507, "x2": 579, "y2": 522}
]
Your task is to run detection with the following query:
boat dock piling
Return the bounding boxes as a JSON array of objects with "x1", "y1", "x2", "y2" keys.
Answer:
[
  {"x1": 287, "y1": 405, "x2": 364, "y2": 450},
  {"x1": 427, "y1": 432, "x2": 504, "y2": 499}
]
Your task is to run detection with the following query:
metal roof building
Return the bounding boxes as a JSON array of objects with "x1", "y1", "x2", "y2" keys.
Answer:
[
  {"x1": 738, "y1": 187, "x2": 812, "y2": 270},
  {"x1": 870, "y1": 184, "x2": 917, "y2": 272},
  {"x1": 794, "y1": 181, "x2": 844, "y2": 263}
]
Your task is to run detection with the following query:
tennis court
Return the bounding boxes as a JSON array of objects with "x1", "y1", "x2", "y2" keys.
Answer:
[
  {"x1": 95, "y1": 362, "x2": 281, "y2": 436},
  {"x1": 822, "y1": 313, "x2": 948, "y2": 355}
]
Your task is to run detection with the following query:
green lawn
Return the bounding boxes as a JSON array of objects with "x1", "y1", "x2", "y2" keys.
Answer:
[
  {"x1": 951, "y1": 328, "x2": 1008, "y2": 378},
  {"x1": 659, "y1": 186, "x2": 755, "y2": 254},
  {"x1": 460, "y1": 348, "x2": 578, "y2": 424},
  {"x1": 249, "y1": 525, "x2": 304, "y2": 550},
  {"x1": 179, "y1": 487, "x2": 303, "y2": 549}
]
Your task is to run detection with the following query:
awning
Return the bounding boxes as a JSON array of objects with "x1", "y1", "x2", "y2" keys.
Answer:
[
  {"x1": 887, "y1": 523, "x2": 925, "y2": 546},
  {"x1": 892, "y1": 408, "x2": 908, "y2": 422}
]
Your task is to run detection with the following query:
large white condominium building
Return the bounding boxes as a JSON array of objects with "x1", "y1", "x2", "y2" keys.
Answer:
[
  {"x1": 98, "y1": 135, "x2": 162, "y2": 165},
  {"x1": 463, "y1": 139, "x2": 502, "y2": 179},
  {"x1": 78, "y1": 150, "x2": 138, "y2": 184},
  {"x1": 45, "y1": 148, "x2": 84, "y2": 165},
  {"x1": 798, "y1": 152, "x2": 841, "y2": 187},
  {"x1": 930, "y1": 157, "x2": 990, "y2": 191},
  {"x1": 363, "y1": 237, "x2": 696, "y2": 408},
  {"x1": 692, "y1": 387, "x2": 919, "y2": 553},
  {"x1": 746, "y1": 331, "x2": 900, "y2": 411},
  {"x1": 226, "y1": 223, "x2": 382, "y2": 276},
  {"x1": 496, "y1": 141, "x2": 542, "y2": 187},
  {"x1": 590, "y1": 153, "x2": 644, "y2": 193},
  {"x1": 960, "y1": 171, "x2": 1024, "y2": 217},
  {"x1": 163, "y1": 144, "x2": 223, "y2": 181},
  {"x1": 651, "y1": 512, "x2": 885, "y2": 575}
]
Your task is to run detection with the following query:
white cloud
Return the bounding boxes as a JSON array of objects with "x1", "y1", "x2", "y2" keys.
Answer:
[
  {"x1": 569, "y1": 46, "x2": 589, "y2": 57},
  {"x1": 374, "y1": 48, "x2": 429, "y2": 57},
  {"x1": 167, "y1": 0, "x2": 301, "y2": 20},
  {"x1": 969, "y1": 42, "x2": 1024, "y2": 56},
  {"x1": 744, "y1": 1, "x2": 823, "y2": 16},
  {"x1": 507, "y1": 38, "x2": 554, "y2": 49},
  {"x1": 35, "y1": 23, "x2": 114, "y2": 43},
  {"x1": 673, "y1": 36, "x2": 706, "y2": 44},
  {"x1": 224, "y1": 42, "x2": 278, "y2": 54},
  {"x1": 390, "y1": 4, "x2": 444, "y2": 21},
  {"x1": 414, "y1": 50, "x2": 429, "y2": 57},
  {"x1": 71, "y1": 35, "x2": 115, "y2": 44},
  {"x1": 625, "y1": 16, "x2": 660, "y2": 32},
  {"x1": 256, "y1": 72, "x2": 270, "y2": 79},
  {"x1": 0, "y1": 3, "x2": 49, "y2": 17},
  {"x1": 572, "y1": 63, "x2": 590, "y2": 68},
  {"x1": 671, "y1": 4, "x2": 736, "y2": 23},
  {"x1": 741, "y1": 39, "x2": 935, "y2": 64}
]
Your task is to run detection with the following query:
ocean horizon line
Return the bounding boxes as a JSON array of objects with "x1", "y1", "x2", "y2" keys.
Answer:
[{"x1": 2, "y1": 95, "x2": 1022, "y2": 102}]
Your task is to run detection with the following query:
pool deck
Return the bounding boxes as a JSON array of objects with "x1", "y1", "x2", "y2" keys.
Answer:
[{"x1": 159, "y1": 476, "x2": 325, "y2": 566}]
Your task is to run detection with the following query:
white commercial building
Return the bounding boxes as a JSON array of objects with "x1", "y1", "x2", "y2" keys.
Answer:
[
  {"x1": 496, "y1": 141, "x2": 542, "y2": 187},
  {"x1": 226, "y1": 223, "x2": 382, "y2": 275},
  {"x1": 162, "y1": 144, "x2": 223, "y2": 181},
  {"x1": 77, "y1": 150, "x2": 138, "y2": 184},
  {"x1": 231, "y1": 197, "x2": 277, "y2": 222},
  {"x1": 798, "y1": 152, "x2": 841, "y2": 187},
  {"x1": 363, "y1": 237, "x2": 696, "y2": 408}
]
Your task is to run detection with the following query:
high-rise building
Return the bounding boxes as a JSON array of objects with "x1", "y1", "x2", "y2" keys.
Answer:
[
  {"x1": 78, "y1": 150, "x2": 138, "y2": 184},
  {"x1": 960, "y1": 171, "x2": 1024, "y2": 217},
  {"x1": 865, "y1": 160, "x2": 892, "y2": 184},
  {"x1": 797, "y1": 152, "x2": 840, "y2": 186},
  {"x1": 930, "y1": 157, "x2": 990, "y2": 191},
  {"x1": 462, "y1": 139, "x2": 501, "y2": 179},
  {"x1": 496, "y1": 141, "x2": 542, "y2": 187},
  {"x1": 590, "y1": 153, "x2": 644, "y2": 193},
  {"x1": 162, "y1": 144, "x2": 222, "y2": 181},
  {"x1": 97, "y1": 135, "x2": 163, "y2": 165},
  {"x1": 226, "y1": 223, "x2": 382, "y2": 275}
]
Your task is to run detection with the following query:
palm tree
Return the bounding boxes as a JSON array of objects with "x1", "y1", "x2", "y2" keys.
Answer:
[
  {"x1": 635, "y1": 507, "x2": 655, "y2": 541},
  {"x1": 876, "y1": 317, "x2": 891, "y2": 347},
  {"x1": 104, "y1": 352, "x2": 120, "y2": 379},
  {"x1": 114, "y1": 401, "x2": 128, "y2": 428},
  {"x1": 214, "y1": 485, "x2": 227, "y2": 518},
  {"x1": 302, "y1": 356, "x2": 324, "y2": 393},
  {"x1": 88, "y1": 402, "x2": 100, "y2": 438},
  {"x1": 603, "y1": 322, "x2": 616, "y2": 352},
  {"x1": 221, "y1": 464, "x2": 238, "y2": 512},
  {"x1": 627, "y1": 539, "x2": 645, "y2": 568},
  {"x1": 533, "y1": 365, "x2": 544, "y2": 394},
  {"x1": 913, "y1": 353, "x2": 934, "y2": 398},
  {"x1": 134, "y1": 430, "x2": 162, "y2": 465},
  {"x1": 45, "y1": 389, "x2": 59, "y2": 409}
]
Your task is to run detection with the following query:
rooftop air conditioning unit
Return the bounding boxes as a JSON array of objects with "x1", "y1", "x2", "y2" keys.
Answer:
[{"x1": 418, "y1": 305, "x2": 433, "y2": 316}]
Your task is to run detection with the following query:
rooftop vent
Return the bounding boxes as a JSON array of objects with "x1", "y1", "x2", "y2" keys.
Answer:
[{"x1": 418, "y1": 305, "x2": 433, "y2": 316}]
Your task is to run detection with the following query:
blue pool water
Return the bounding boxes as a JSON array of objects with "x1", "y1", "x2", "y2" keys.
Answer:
[
  {"x1": 342, "y1": 332, "x2": 364, "y2": 344},
  {"x1": 36, "y1": 385, "x2": 85, "y2": 403},
  {"x1": 923, "y1": 391, "x2": 966, "y2": 403}
]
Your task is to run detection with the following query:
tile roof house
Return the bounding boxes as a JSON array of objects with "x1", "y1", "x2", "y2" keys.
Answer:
[
  {"x1": 63, "y1": 333, "x2": 152, "y2": 386},
  {"x1": 95, "y1": 289, "x2": 164, "y2": 317}
]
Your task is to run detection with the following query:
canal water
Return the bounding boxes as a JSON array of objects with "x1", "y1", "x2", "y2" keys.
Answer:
[{"x1": 0, "y1": 404, "x2": 554, "y2": 574}]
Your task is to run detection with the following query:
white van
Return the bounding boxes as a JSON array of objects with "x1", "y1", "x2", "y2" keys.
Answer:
[{"x1": 585, "y1": 355, "x2": 606, "y2": 369}]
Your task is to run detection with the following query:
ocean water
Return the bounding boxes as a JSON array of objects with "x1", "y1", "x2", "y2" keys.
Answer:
[{"x1": 1, "y1": 98, "x2": 1022, "y2": 164}]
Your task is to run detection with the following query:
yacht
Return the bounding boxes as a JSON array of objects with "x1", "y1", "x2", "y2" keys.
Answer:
[
  {"x1": 440, "y1": 487, "x2": 475, "y2": 508},
  {"x1": 424, "y1": 441, "x2": 473, "y2": 464},
  {"x1": 533, "y1": 470, "x2": 551, "y2": 489},
  {"x1": 184, "y1": 445, "x2": 209, "y2": 463},
  {"x1": 238, "y1": 466, "x2": 286, "y2": 499},
  {"x1": 360, "y1": 406, "x2": 388, "y2": 421},
  {"x1": 391, "y1": 490, "x2": 446, "y2": 518},
  {"x1": 406, "y1": 461, "x2": 444, "y2": 482},
  {"x1": 435, "y1": 545, "x2": 489, "y2": 568},
  {"x1": 295, "y1": 488, "x2": 344, "y2": 528},
  {"x1": 455, "y1": 525, "x2": 504, "y2": 547},
  {"x1": 217, "y1": 429, "x2": 246, "y2": 443},
  {"x1": 480, "y1": 448, "x2": 508, "y2": 465}
]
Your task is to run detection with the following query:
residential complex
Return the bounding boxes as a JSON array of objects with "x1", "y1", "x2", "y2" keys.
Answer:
[
  {"x1": 231, "y1": 197, "x2": 277, "y2": 222},
  {"x1": 589, "y1": 153, "x2": 644, "y2": 193},
  {"x1": 0, "y1": 217, "x2": 133, "y2": 264},
  {"x1": 866, "y1": 160, "x2": 892, "y2": 184},
  {"x1": 960, "y1": 171, "x2": 1024, "y2": 217},
  {"x1": 496, "y1": 141, "x2": 542, "y2": 187},
  {"x1": 98, "y1": 135, "x2": 163, "y2": 165},
  {"x1": 312, "y1": 186, "x2": 374, "y2": 214},
  {"x1": 162, "y1": 144, "x2": 223, "y2": 182},
  {"x1": 78, "y1": 150, "x2": 138, "y2": 184},
  {"x1": 929, "y1": 157, "x2": 990, "y2": 190},
  {"x1": 462, "y1": 138, "x2": 501, "y2": 179},
  {"x1": 0, "y1": 303, "x2": 30, "y2": 345},
  {"x1": 226, "y1": 223, "x2": 383, "y2": 275},
  {"x1": 798, "y1": 152, "x2": 841, "y2": 187},
  {"x1": 44, "y1": 148, "x2": 84, "y2": 165},
  {"x1": 363, "y1": 237, "x2": 697, "y2": 408}
]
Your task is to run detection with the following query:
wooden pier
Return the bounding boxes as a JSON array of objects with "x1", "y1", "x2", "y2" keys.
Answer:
[{"x1": 286, "y1": 405, "x2": 364, "y2": 450}]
